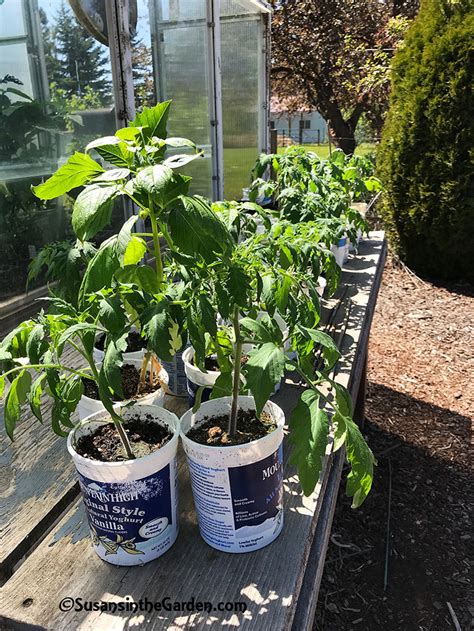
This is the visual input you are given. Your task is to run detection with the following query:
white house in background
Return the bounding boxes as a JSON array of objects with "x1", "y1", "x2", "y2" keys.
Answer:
[{"x1": 270, "y1": 96, "x2": 328, "y2": 144}]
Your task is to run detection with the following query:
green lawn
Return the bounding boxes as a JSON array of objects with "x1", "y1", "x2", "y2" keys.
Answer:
[{"x1": 278, "y1": 142, "x2": 377, "y2": 159}]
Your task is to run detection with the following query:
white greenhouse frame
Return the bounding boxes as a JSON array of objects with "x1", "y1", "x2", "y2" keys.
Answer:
[{"x1": 105, "y1": 0, "x2": 271, "y2": 201}]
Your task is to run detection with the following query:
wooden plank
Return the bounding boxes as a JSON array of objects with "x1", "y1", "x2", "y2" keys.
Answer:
[
  {"x1": 291, "y1": 234, "x2": 387, "y2": 631},
  {"x1": 0, "y1": 347, "x2": 83, "y2": 579},
  {"x1": 0, "y1": 233, "x2": 386, "y2": 631}
]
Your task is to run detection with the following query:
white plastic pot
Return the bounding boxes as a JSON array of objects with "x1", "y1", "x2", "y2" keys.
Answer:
[
  {"x1": 77, "y1": 358, "x2": 168, "y2": 420},
  {"x1": 93, "y1": 328, "x2": 146, "y2": 364},
  {"x1": 182, "y1": 346, "x2": 219, "y2": 406},
  {"x1": 181, "y1": 396, "x2": 285, "y2": 553},
  {"x1": 67, "y1": 405, "x2": 179, "y2": 566},
  {"x1": 330, "y1": 236, "x2": 348, "y2": 268}
]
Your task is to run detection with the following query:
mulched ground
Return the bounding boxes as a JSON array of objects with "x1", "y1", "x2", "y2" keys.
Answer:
[{"x1": 314, "y1": 257, "x2": 473, "y2": 630}]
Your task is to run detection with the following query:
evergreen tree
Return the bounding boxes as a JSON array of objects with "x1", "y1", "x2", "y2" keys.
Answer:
[
  {"x1": 46, "y1": 3, "x2": 112, "y2": 104},
  {"x1": 378, "y1": 0, "x2": 474, "y2": 281}
]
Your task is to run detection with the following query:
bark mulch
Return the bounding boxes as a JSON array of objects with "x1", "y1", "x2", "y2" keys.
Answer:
[{"x1": 314, "y1": 258, "x2": 473, "y2": 631}]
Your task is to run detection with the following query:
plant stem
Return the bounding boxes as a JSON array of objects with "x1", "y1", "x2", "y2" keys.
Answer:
[
  {"x1": 149, "y1": 203, "x2": 163, "y2": 285},
  {"x1": 228, "y1": 306, "x2": 243, "y2": 438},
  {"x1": 86, "y1": 352, "x2": 135, "y2": 460},
  {"x1": 2, "y1": 363, "x2": 93, "y2": 381}
]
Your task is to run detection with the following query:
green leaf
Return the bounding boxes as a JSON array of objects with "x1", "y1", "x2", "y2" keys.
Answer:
[
  {"x1": 26, "y1": 323, "x2": 47, "y2": 364},
  {"x1": 226, "y1": 266, "x2": 250, "y2": 308},
  {"x1": 196, "y1": 294, "x2": 217, "y2": 338},
  {"x1": 51, "y1": 398, "x2": 72, "y2": 437},
  {"x1": 115, "y1": 265, "x2": 160, "y2": 294},
  {"x1": 60, "y1": 376, "x2": 84, "y2": 413},
  {"x1": 163, "y1": 153, "x2": 201, "y2": 169},
  {"x1": 132, "y1": 101, "x2": 171, "y2": 140},
  {"x1": 72, "y1": 185, "x2": 118, "y2": 241},
  {"x1": 101, "y1": 333, "x2": 128, "y2": 397},
  {"x1": 261, "y1": 275, "x2": 276, "y2": 315},
  {"x1": 86, "y1": 136, "x2": 122, "y2": 152},
  {"x1": 58, "y1": 323, "x2": 98, "y2": 348},
  {"x1": 116, "y1": 215, "x2": 138, "y2": 261},
  {"x1": 289, "y1": 390, "x2": 329, "y2": 495},
  {"x1": 210, "y1": 371, "x2": 233, "y2": 399},
  {"x1": 124, "y1": 236, "x2": 147, "y2": 266},
  {"x1": 244, "y1": 343, "x2": 285, "y2": 415},
  {"x1": 95, "y1": 143, "x2": 131, "y2": 168},
  {"x1": 28, "y1": 373, "x2": 47, "y2": 423},
  {"x1": 98, "y1": 296, "x2": 127, "y2": 335},
  {"x1": 168, "y1": 196, "x2": 233, "y2": 263},
  {"x1": 165, "y1": 137, "x2": 196, "y2": 149},
  {"x1": 344, "y1": 417, "x2": 375, "y2": 508},
  {"x1": 134, "y1": 164, "x2": 174, "y2": 204},
  {"x1": 115, "y1": 126, "x2": 142, "y2": 140},
  {"x1": 0, "y1": 375, "x2": 5, "y2": 399},
  {"x1": 79, "y1": 237, "x2": 120, "y2": 307},
  {"x1": 93, "y1": 168, "x2": 130, "y2": 182},
  {"x1": 300, "y1": 326, "x2": 340, "y2": 370},
  {"x1": 32, "y1": 152, "x2": 104, "y2": 200},
  {"x1": 332, "y1": 410, "x2": 347, "y2": 452},
  {"x1": 333, "y1": 382, "x2": 353, "y2": 417},
  {"x1": 4, "y1": 370, "x2": 32, "y2": 439},
  {"x1": 239, "y1": 317, "x2": 273, "y2": 343},
  {"x1": 140, "y1": 302, "x2": 173, "y2": 361}
]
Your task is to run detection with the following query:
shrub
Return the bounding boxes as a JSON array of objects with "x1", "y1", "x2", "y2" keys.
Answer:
[{"x1": 377, "y1": 0, "x2": 474, "y2": 282}]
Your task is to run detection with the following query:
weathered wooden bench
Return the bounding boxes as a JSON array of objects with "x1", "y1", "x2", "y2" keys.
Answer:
[{"x1": 0, "y1": 232, "x2": 386, "y2": 631}]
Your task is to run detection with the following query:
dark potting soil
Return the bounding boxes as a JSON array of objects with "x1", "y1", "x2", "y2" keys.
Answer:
[
  {"x1": 95, "y1": 330, "x2": 147, "y2": 353},
  {"x1": 187, "y1": 409, "x2": 276, "y2": 446},
  {"x1": 82, "y1": 364, "x2": 160, "y2": 401},
  {"x1": 197, "y1": 355, "x2": 249, "y2": 372},
  {"x1": 75, "y1": 415, "x2": 172, "y2": 462}
]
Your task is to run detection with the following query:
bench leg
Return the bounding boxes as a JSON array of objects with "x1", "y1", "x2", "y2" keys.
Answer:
[{"x1": 354, "y1": 349, "x2": 368, "y2": 430}]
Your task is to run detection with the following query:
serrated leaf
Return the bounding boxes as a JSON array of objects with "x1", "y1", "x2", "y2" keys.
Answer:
[
  {"x1": 101, "y1": 333, "x2": 128, "y2": 397},
  {"x1": 244, "y1": 343, "x2": 285, "y2": 415},
  {"x1": 333, "y1": 382, "x2": 353, "y2": 417},
  {"x1": 72, "y1": 185, "x2": 118, "y2": 241},
  {"x1": 261, "y1": 275, "x2": 276, "y2": 315},
  {"x1": 86, "y1": 136, "x2": 121, "y2": 152},
  {"x1": 344, "y1": 416, "x2": 375, "y2": 508},
  {"x1": 98, "y1": 296, "x2": 126, "y2": 335},
  {"x1": 134, "y1": 164, "x2": 174, "y2": 204},
  {"x1": 58, "y1": 323, "x2": 98, "y2": 348},
  {"x1": 32, "y1": 152, "x2": 104, "y2": 200},
  {"x1": 300, "y1": 326, "x2": 340, "y2": 370},
  {"x1": 140, "y1": 302, "x2": 173, "y2": 361},
  {"x1": 26, "y1": 323, "x2": 47, "y2": 364},
  {"x1": 116, "y1": 215, "x2": 138, "y2": 261},
  {"x1": 124, "y1": 236, "x2": 147, "y2": 266},
  {"x1": 79, "y1": 237, "x2": 120, "y2": 307},
  {"x1": 239, "y1": 317, "x2": 273, "y2": 343},
  {"x1": 4, "y1": 370, "x2": 32, "y2": 439},
  {"x1": 168, "y1": 196, "x2": 232, "y2": 263},
  {"x1": 132, "y1": 101, "x2": 171, "y2": 140},
  {"x1": 226, "y1": 266, "x2": 249, "y2": 308},
  {"x1": 196, "y1": 294, "x2": 217, "y2": 338},
  {"x1": 289, "y1": 390, "x2": 329, "y2": 495},
  {"x1": 210, "y1": 371, "x2": 233, "y2": 400},
  {"x1": 115, "y1": 126, "x2": 142, "y2": 140},
  {"x1": 28, "y1": 373, "x2": 47, "y2": 422},
  {"x1": 115, "y1": 265, "x2": 160, "y2": 294},
  {"x1": 95, "y1": 143, "x2": 131, "y2": 168}
]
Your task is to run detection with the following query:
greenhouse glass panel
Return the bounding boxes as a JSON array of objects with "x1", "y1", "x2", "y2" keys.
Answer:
[
  {"x1": 140, "y1": 0, "x2": 214, "y2": 199},
  {"x1": 0, "y1": 0, "x2": 116, "y2": 325},
  {"x1": 220, "y1": 13, "x2": 261, "y2": 199}
]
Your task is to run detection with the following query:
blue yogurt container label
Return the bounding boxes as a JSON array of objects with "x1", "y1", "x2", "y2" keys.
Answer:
[
  {"x1": 187, "y1": 444, "x2": 284, "y2": 552},
  {"x1": 77, "y1": 459, "x2": 178, "y2": 564}
]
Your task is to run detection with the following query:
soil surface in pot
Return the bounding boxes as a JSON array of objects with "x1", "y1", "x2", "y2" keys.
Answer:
[
  {"x1": 95, "y1": 330, "x2": 147, "y2": 353},
  {"x1": 187, "y1": 409, "x2": 276, "y2": 446},
  {"x1": 82, "y1": 364, "x2": 161, "y2": 401},
  {"x1": 75, "y1": 415, "x2": 172, "y2": 461},
  {"x1": 195, "y1": 355, "x2": 249, "y2": 372}
]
